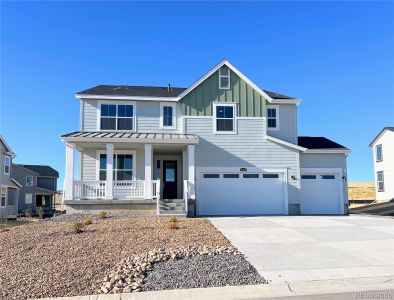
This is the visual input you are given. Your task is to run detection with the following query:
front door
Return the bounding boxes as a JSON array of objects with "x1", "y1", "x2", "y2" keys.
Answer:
[{"x1": 163, "y1": 160, "x2": 177, "y2": 199}]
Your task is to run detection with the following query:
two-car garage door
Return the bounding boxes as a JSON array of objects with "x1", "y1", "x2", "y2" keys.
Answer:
[{"x1": 197, "y1": 169, "x2": 287, "y2": 216}]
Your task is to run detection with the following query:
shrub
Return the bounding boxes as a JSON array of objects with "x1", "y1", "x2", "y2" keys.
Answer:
[
  {"x1": 24, "y1": 208, "x2": 33, "y2": 219},
  {"x1": 36, "y1": 207, "x2": 44, "y2": 219},
  {"x1": 169, "y1": 221, "x2": 179, "y2": 230},
  {"x1": 72, "y1": 222, "x2": 85, "y2": 234},
  {"x1": 84, "y1": 218, "x2": 93, "y2": 225},
  {"x1": 169, "y1": 216, "x2": 178, "y2": 223},
  {"x1": 98, "y1": 211, "x2": 107, "y2": 219}
]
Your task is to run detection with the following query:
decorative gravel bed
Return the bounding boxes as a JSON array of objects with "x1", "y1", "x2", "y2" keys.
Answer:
[
  {"x1": 142, "y1": 253, "x2": 267, "y2": 291},
  {"x1": 0, "y1": 216, "x2": 231, "y2": 300}
]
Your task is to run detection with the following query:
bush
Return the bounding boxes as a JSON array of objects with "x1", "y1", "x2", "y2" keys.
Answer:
[
  {"x1": 72, "y1": 222, "x2": 85, "y2": 234},
  {"x1": 169, "y1": 221, "x2": 179, "y2": 230},
  {"x1": 84, "y1": 218, "x2": 93, "y2": 225},
  {"x1": 170, "y1": 216, "x2": 178, "y2": 223},
  {"x1": 36, "y1": 207, "x2": 44, "y2": 219},
  {"x1": 98, "y1": 211, "x2": 107, "y2": 219},
  {"x1": 24, "y1": 208, "x2": 33, "y2": 218}
]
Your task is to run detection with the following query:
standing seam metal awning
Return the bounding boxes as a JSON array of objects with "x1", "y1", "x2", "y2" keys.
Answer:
[{"x1": 61, "y1": 131, "x2": 199, "y2": 145}]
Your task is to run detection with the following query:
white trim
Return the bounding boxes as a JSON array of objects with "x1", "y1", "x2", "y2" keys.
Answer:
[
  {"x1": 267, "y1": 105, "x2": 280, "y2": 131},
  {"x1": 305, "y1": 149, "x2": 351, "y2": 154},
  {"x1": 369, "y1": 128, "x2": 394, "y2": 147},
  {"x1": 266, "y1": 135, "x2": 307, "y2": 152},
  {"x1": 159, "y1": 102, "x2": 176, "y2": 130},
  {"x1": 237, "y1": 117, "x2": 266, "y2": 120},
  {"x1": 219, "y1": 66, "x2": 230, "y2": 90},
  {"x1": 300, "y1": 167, "x2": 345, "y2": 215},
  {"x1": 183, "y1": 116, "x2": 213, "y2": 119},
  {"x1": 177, "y1": 60, "x2": 274, "y2": 102},
  {"x1": 76, "y1": 94, "x2": 179, "y2": 101},
  {"x1": 271, "y1": 99, "x2": 302, "y2": 106},
  {"x1": 96, "y1": 150, "x2": 137, "y2": 181},
  {"x1": 96, "y1": 100, "x2": 137, "y2": 132},
  {"x1": 213, "y1": 102, "x2": 237, "y2": 135}
]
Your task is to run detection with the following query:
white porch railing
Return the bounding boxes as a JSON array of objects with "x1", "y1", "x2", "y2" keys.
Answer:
[
  {"x1": 74, "y1": 180, "x2": 106, "y2": 199},
  {"x1": 73, "y1": 180, "x2": 160, "y2": 200}
]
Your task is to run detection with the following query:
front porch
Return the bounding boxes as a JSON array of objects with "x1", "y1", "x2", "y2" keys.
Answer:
[{"x1": 61, "y1": 131, "x2": 198, "y2": 215}]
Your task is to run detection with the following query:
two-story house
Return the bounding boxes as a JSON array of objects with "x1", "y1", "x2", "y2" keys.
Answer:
[
  {"x1": 61, "y1": 60, "x2": 350, "y2": 216},
  {"x1": 12, "y1": 164, "x2": 59, "y2": 216},
  {"x1": 0, "y1": 135, "x2": 21, "y2": 218},
  {"x1": 370, "y1": 127, "x2": 394, "y2": 202}
]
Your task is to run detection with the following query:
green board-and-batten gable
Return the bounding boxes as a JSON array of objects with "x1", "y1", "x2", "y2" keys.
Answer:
[{"x1": 180, "y1": 65, "x2": 268, "y2": 117}]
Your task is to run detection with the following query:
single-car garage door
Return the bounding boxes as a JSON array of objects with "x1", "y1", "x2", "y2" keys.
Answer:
[
  {"x1": 197, "y1": 170, "x2": 287, "y2": 216},
  {"x1": 300, "y1": 170, "x2": 344, "y2": 215}
]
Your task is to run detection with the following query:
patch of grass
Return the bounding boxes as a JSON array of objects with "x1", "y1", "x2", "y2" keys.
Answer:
[
  {"x1": 84, "y1": 218, "x2": 93, "y2": 225},
  {"x1": 72, "y1": 222, "x2": 85, "y2": 234},
  {"x1": 98, "y1": 211, "x2": 107, "y2": 219},
  {"x1": 170, "y1": 216, "x2": 178, "y2": 223}
]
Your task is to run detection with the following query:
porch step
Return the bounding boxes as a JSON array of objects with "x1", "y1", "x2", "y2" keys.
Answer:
[
  {"x1": 161, "y1": 199, "x2": 185, "y2": 204},
  {"x1": 160, "y1": 203, "x2": 185, "y2": 208},
  {"x1": 158, "y1": 199, "x2": 186, "y2": 216}
]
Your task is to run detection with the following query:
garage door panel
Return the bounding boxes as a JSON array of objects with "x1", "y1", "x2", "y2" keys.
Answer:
[
  {"x1": 197, "y1": 172, "x2": 286, "y2": 216},
  {"x1": 300, "y1": 173, "x2": 342, "y2": 215}
]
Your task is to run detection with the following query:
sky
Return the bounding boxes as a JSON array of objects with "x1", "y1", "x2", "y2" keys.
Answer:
[{"x1": 1, "y1": 1, "x2": 393, "y2": 187}]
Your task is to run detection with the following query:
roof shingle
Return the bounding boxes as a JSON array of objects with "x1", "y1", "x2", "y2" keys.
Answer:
[{"x1": 298, "y1": 136, "x2": 348, "y2": 149}]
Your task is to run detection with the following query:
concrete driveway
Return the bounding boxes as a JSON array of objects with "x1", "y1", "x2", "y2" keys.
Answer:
[{"x1": 210, "y1": 215, "x2": 394, "y2": 283}]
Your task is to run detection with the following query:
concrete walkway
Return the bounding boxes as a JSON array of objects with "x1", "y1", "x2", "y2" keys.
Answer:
[{"x1": 209, "y1": 215, "x2": 394, "y2": 284}]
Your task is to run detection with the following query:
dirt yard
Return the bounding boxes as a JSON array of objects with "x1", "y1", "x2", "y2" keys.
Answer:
[{"x1": 0, "y1": 216, "x2": 231, "y2": 300}]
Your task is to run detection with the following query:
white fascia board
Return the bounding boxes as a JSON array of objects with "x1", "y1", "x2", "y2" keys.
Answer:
[
  {"x1": 61, "y1": 136, "x2": 198, "y2": 145},
  {"x1": 304, "y1": 149, "x2": 351, "y2": 154},
  {"x1": 177, "y1": 60, "x2": 274, "y2": 102},
  {"x1": 271, "y1": 99, "x2": 302, "y2": 106},
  {"x1": 75, "y1": 94, "x2": 179, "y2": 101},
  {"x1": 266, "y1": 135, "x2": 307, "y2": 152}
]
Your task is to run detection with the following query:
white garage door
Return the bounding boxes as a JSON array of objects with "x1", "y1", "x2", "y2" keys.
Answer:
[
  {"x1": 300, "y1": 172, "x2": 343, "y2": 215},
  {"x1": 197, "y1": 171, "x2": 287, "y2": 216}
]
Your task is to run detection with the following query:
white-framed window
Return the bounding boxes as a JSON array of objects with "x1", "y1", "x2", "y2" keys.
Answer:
[
  {"x1": 160, "y1": 102, "x2": 176, "y2": 129},
  {"x1": 4, "y1": 155, "x2": 11, "y2": 175},
  {"x1": 376, "y1": 144, "x2": 383, "y2": 162},
  {"x1": 26, "y1": 176, "x2": 33, "y2": 186},
  {"x1": 377, "y1": 171, "x2": 384, "y2": 192},
  {"x1": 213, "y1": 103, "x2": 237, "y2": 134},
  {"x1": 267, "y1": 105, "x2": 279, "y2": 130},
  {"x1": 1, "y1": 187, "x2": 6, "y2": 207},
  {"x1": 97, "y1": 151, "x2": 136, "y2": 181},
  {"x1": 99, "y1": 102, "x2": 135, "y2": 131},
  {"x1": 219, "y1": 67, "x2": 230, "y2": 89},
  {"x1": 25, "y1": 193, "x2": 33, "y2": 204}
]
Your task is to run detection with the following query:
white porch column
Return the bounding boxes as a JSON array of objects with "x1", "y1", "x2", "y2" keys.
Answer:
[
  {"x1": 64, "y1": 143, "x2": 75, "y2": 200},
  {"x1": 105, "y1": 144, "x2": 114, "y2": 199},
  {"x1": 144, "y1": 144, "x2": 153, "y2": 199},
  {"x1": 187, "y1": 144, "x2": 195, "y2": 199}
]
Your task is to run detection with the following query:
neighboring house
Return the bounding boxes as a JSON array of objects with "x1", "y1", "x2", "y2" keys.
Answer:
[
  {"x1": 370, "y1": 127, "x2": 394, "y2": 202},
  {"x1": 12, "y1": 164, "x2": 59, "y2": 215},
  {"x1": 0, "y1": 135, "x2": 21, "y2": 218},
  {"x1": 61, "y1": 60, "x2": 350, "y2": 216}
]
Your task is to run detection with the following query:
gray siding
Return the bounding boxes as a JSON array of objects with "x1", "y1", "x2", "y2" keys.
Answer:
[
  {"x1": 267, "y1": 104, "x2": 297, "y2": 144},
  {"x1": 185, "y1": 118, "x2": 300, "y2": 204},
  {"x1": 37, "y1": 177, "x2": 57, "y2": 191},
  {"x1": 82, "y1": 100, "x2": 98, "y2": 131},
  {"x1": 12, "y1": 165, "x2": 37, "y2": 212},
  {"x1": 0, "y1": 142, "x2": 12, "y2": 187}
]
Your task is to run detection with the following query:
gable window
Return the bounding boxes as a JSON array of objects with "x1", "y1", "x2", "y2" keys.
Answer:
[
  {"x1": 100, "y1": 103, "x2": 134, "y2": 131},
  {"x1": 26, "y1": 176, "x2": 33, "y2": 186},
  {"x1": 99, "y1": 153, "x2": 134, "y2": 181},
  {"x1": 160, "y1": 103, "x2": 176, "y2": 129},
  {"x1": 376, "y1": 144, "x2": 383, "y2": 162},
  {"x1": 377, "y1": 171, "x2": 384, "y2": 192},
  {"x1": 267, "y1": 105, "x2": 279, "y2": 130},
  {"x1": 219, "y1": 67, "x2": 230, "y2": 89},
  {"x1": 214, "y1": 103, "x2": 236, "y2": 133},
  {"x1": 4, "y1": 155, "x2": 10, "y2": 175}
]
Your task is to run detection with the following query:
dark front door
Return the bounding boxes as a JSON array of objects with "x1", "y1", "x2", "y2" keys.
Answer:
[{"x1": 163, "y1": 160, "x2": 177, "y2": 199}]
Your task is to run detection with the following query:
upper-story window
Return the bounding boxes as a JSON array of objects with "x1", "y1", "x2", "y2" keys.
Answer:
[
  {"x1": 267, "y1": 105, "x2": 279, "y2": 130},
  {"x1": 377, "y1": 171, "x2": 384, "y2": 192},
  {"x1": 213, "y1": 103, "x2": 236, "y2": 134},
  {"x1": 219, "y1": 67, "x2": 230, "y2": 89},
  {"x1": 26, "y1": 176, "x2": 33, "y2": 186},
  {"x1": 376, "y1": 144, "x2": 383, "y2": 162},
  {"x1": 160, "y1": 103, "x2": 176, "y2": 129},
  {"x1": 100, "y1": 103, "x2": 134, "y2": 131},
  {"x1": 4, "y1": 155, "x2": 10, "y2": 175}
]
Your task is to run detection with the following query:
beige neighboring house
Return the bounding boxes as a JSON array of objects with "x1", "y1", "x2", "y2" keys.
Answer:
[
  {"x1": 370, "y1": 127, "x2": 394, "y2": 202},
  {"x1": 0, "y1": 135, "x2": 22, "y2": 218}
]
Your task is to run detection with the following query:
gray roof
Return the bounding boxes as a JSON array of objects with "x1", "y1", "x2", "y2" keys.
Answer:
[
  {"x1": 18, "y1": 165, "x2": 59, "y2": 178},
  {"x1": 76, "y1": 85, "x2": 294, "y2": 100},
  {"x1": 298, "y1": 137, "x2": 348, "y2": 149},
  {"x1": 370, "y1": 127, "x2": 394, "y2": 147},
  {"x1": 62, "y1": 131, "x2": 199, "y2": 145}
]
